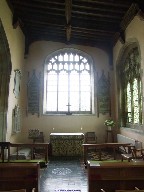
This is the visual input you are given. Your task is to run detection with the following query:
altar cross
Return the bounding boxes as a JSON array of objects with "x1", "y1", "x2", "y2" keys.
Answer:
[{"x1": 66, "y1": 102, "x2": 72, "y2": 115}]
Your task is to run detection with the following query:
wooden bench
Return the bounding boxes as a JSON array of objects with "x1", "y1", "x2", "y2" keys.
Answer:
[
  {"x1": 0, "y1": 142, "x2": 49, "y2": 163},
  {"x1": 10, "y1": 143, "x2": 49, "y2": 163},
  {"x1": 10, "y1": 148, "x2": 31, "y2": 160},
  {"x1": 87, "y1": 161, "x2": 144, "y2": 192},
  {"x1": 82, "y1": 143, "x2": 131, "y2": 165},
  {"x1": 0, "y1": 163, "x2": 40, "y2": 192}
]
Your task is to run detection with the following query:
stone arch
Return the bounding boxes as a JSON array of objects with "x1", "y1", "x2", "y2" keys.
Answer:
[
  {"x1": 0, "y1": 19, "x2": 12, "y2": 141},
  {"x1": 116, "y1": 39, "x2": 141, "y2": 67}
]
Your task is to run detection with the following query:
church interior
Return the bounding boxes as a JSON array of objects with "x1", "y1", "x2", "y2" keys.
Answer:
[{"x1": 1, "y1": 0, "x2": 144, "y2": 192}]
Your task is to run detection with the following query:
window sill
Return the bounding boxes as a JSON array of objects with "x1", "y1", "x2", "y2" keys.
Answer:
[
  {"x1": 120, "y1": 126, "x2": 144, "y2": 134},
  {"x1": 42, "y1": 113, "x2": 96, "y2": 116}
]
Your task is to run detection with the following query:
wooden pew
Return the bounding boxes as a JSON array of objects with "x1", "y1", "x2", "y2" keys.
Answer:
[
  {"x1": 10, "y1": 143, "x2": 49, "y2": 163},
  {"x1": 88, "y1": 161, "x2": 144, "y2": 192},
  {"x1": 0, "y1": 163, "x2": 40, "y2": 192},
  {"x1": 0, "y1": 142, "x2": 49, "y2": 163},
  {"x1": 82, "y1": 143, "x2": 132, "y2": 165}
]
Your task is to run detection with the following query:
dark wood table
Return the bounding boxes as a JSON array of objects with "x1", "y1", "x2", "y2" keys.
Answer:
[{"x1": 82, "y1": 143, "x2": 132, "y2": 165}]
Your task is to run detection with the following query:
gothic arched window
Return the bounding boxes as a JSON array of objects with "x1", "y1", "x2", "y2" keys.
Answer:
[
  {"x1": 120, "y1": 47, "x2": 142, "y2": 126},
  {"x1": 43, "y1": 48, "x2": 94, "y2": 115}
]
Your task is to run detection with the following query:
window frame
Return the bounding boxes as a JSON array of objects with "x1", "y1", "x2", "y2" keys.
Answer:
[
  {"x1": 43, "y1": 48, "x2": 94, "y2": 115},
  {"x1": 119, "y1": 47, "x2": 142, "y2": 127}
]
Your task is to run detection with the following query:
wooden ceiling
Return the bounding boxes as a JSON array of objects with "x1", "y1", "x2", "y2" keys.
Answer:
[{"x1": 7, "y1": 0, "x2": 144, "y2": 55}]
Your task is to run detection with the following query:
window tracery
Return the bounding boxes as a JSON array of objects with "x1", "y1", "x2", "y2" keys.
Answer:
[{"x1": 43, "y1": 48, "x2": 94, "y2": 115}]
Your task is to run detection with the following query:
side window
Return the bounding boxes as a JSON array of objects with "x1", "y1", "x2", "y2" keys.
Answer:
[{"x1": 120, "y1": 47, "x2": 142, "y2": 126}]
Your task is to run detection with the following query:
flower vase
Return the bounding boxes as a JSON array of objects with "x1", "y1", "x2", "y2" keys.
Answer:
[{"x1": 107, "y1": 126, "x2": 112, "y2": 131}]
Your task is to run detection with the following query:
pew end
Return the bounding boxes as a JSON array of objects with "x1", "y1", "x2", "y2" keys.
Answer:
[{"x1": 0, "y1": 163, "x2": 40, "y2": 192}]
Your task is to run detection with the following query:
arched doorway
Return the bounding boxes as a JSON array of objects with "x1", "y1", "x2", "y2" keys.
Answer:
[{"x1": 0, "y1": 20, "x2": 12, "y2": 141}]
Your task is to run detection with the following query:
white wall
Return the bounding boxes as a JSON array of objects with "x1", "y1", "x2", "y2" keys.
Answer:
[
  {"x1": 22, "y1": 41, "x2": 114, "y2": 143},
  {"x1": 0, "y1": 0, "x2": 25, "y2": 143},
  {"x1": 113, "y1": 14, "x2": 144, "y2": 146},
  {"x1": 0, "y1": 1, "x2": 118, "y2": 144}
]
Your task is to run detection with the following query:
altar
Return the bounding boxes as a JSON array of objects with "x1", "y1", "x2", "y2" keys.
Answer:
[{"x1": 50, "y1": 133, "x2": 84, "y2": 156}]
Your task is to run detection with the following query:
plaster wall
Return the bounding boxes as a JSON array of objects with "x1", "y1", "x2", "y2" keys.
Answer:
[
  {"x1": 23, "y1": 41, "x2": 112, "y2": 143},
  {"x1": 113, "y1": 15, "x2": 144, "y2": 145},
  {"x1": 0, "y1": 0, "x2": 25, "y2": 142}
]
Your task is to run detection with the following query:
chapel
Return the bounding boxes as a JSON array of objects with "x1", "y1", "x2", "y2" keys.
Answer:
[{"x1": 0, "y1": 1, "x2": 144, "y2": 192}]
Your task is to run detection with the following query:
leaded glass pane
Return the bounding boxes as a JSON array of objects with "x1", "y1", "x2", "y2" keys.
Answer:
[
  {"x1": 46, "y1": 92, "x2": 57, "y2": 111},
  {"x1": 58, "y1": 92, "x2": 68, "y2": 111},
  {"x1": 50, "y1": 58, "x2": 55, "y2": 63},
  {"x1": 58, "y1": 54, "x2": 63, "y2": 61},
  {"x1": 75, "y1": 54, "x2": 79, "y2": 61},
  {"x1": 75, "y1": 63, "x2": 79, "y2": 70},
  {"x1": 64, "y1": 63, "x2": 68, "y2": 71},
  {"x1": 80, "y1": 63, "x2": 84, "y2": 71},
  {"x1": 127, "y1": 83, "x2": 132, "y2": 122},
  {"x1": 59, "y1": 71, "x2": 68, "y2": 92},
  {"x1": 64, "y1": 53, "x2": 68, "y2": 61},
  {"x1": 133, "y1": 79, "x2": 139, "y2": 123},
  {"x1": 85, "y1": 63, "x2": 90, "y2": 70},
  {"x1": 69, "y1": 53, "x2": 73, "y2": 61},
  {"x1": 121, "y1": 47, "x2": 142, "y2": 126},
  {"x1": 48, "y1": 63, "x2": 52, "y2": 70},
  {"x1": 53, "y1": 63, "x2": 57, "y2": 70},
  {"x1": 82, "y1": 58, "x2": 87, "y2": 63},
  {"x1": 81, "y1": 92, "x2": 90, "y2": 111},
  {"x1": 70, "y1": 71, "x2": 79, "y2": 92},
  {"x1": 59, "y1": 63, "x2": 63, "y2": 71},
  {"x1": 70, "y1": 92, "x2": 79, "y2": 111},
  {"x1": 70, "y1": 63, "x2": 74, "y2": 70}
]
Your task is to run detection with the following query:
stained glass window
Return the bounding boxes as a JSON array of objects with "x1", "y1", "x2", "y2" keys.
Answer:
[{"x1": 120, "y1": 47, "x2": 142, "y2": 126}]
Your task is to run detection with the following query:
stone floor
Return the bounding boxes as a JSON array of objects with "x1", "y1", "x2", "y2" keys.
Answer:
[
  {"x1": 39, "y1": 150, "x2": 122, "y2": 192},
  {"x1": 40, "y1": 157, "x2": 88, "y2": 192}
]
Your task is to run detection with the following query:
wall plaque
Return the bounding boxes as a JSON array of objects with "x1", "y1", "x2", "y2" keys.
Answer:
[
  {"x1": 27, "y1": 70, "x2": 40, "y2": 116},
  {"x1": 12, "y1": 105, "x2": 21, "y2": 134},
  {"x1": 13, "y1": 69, "x2": 21, "y2": 98},
  {"x1": 97, "y1": 71, "x2": 111, "y2": 116}
]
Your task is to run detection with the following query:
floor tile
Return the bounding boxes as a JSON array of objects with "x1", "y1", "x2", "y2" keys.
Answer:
[{"x1": 40, "y1": 157, "x2": 88, "y2": 192}]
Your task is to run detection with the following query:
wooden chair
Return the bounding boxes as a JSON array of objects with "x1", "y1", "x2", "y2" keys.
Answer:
[
  {"x1": 33, "y1": 132, "x2": 45, "y2": 158},
  {"x1": 85, "y1": 132, "x2": 97, "y2": 152},
  {"x1": 121, "y1": 146, "x2": 144, "y2": 162},
  {"x1": 0, "y1": 142, "x2": 10, "y2": 162},
  {"x1": 121, "y1": 145, "x2": 135, "y2": 162},
  {"x1": 131, "y1": 148, "x2": 144, "y2": 162},
  {"x1": 33, "y1": 132, "x2": 44, "y2": 143},
  {"x1": 85, "y1": 132, "x2": 97, "y2": 144}
]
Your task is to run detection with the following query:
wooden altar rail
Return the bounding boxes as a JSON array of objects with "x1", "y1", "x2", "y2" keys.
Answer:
[
  {"x1": 0, "y1": 163, "x2": 39, "y2": 192},
  {"x1": 82, "y1": 143, "x2": 132, "y2": 165},
  {"x1": 0, "y1": 142, "x2": 49, "y2": 163},
  {"x1": 11, "y1": 143, "x2": 49, "y2": 162},
  {"x1": 88, "y1": 161, "x2": 144, "y2": 192}
]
